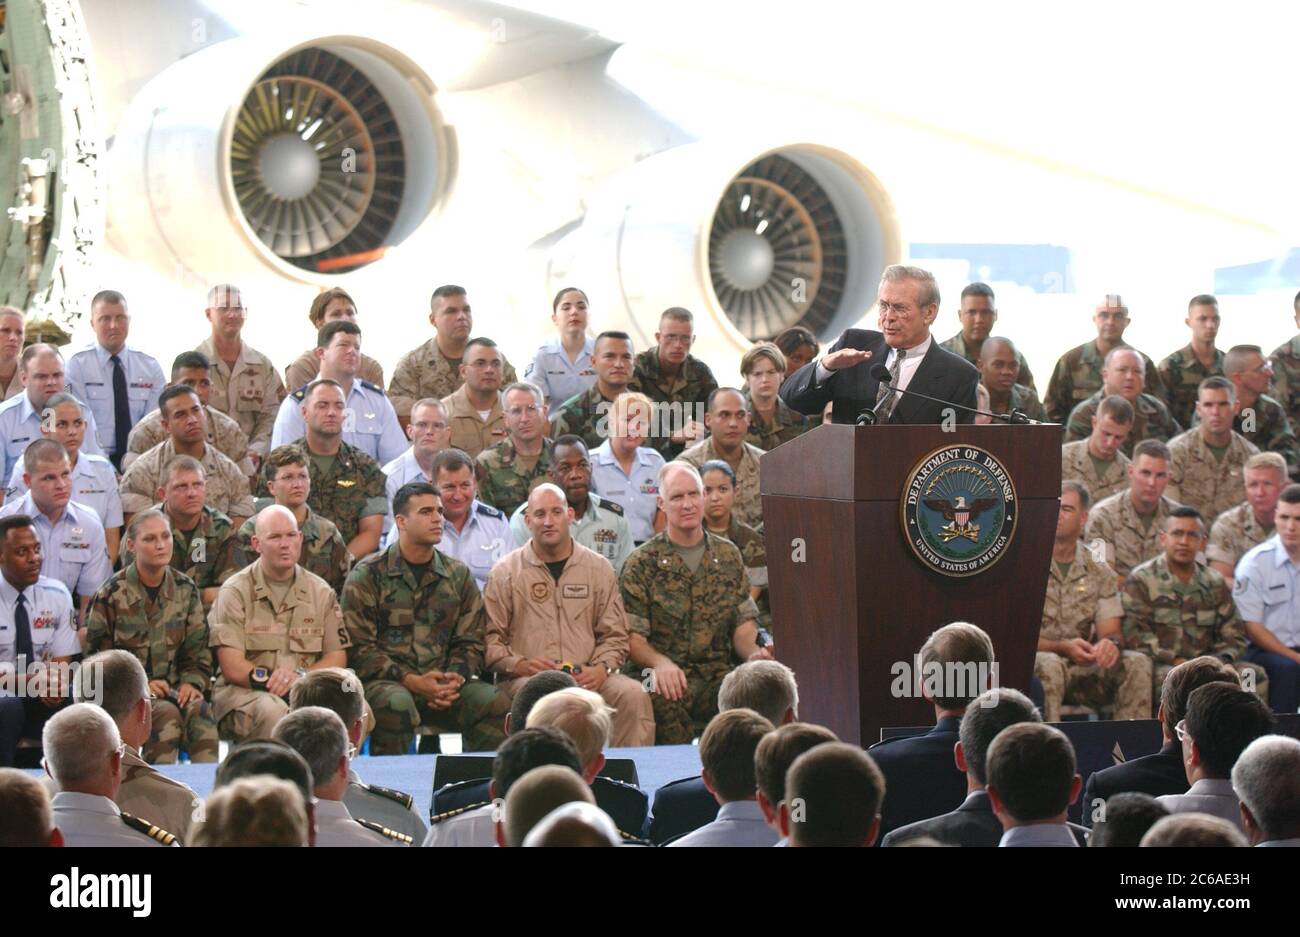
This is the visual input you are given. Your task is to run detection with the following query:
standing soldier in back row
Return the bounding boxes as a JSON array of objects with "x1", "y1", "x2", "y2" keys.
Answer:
[
  {"x1": 1157, "y1": 295, "x2": 1225, "y2": 430},
  {"x1": 1267, "y1": 290, "x2": 1300, "y2": 433},
  {"x1": 1045, "y1": 295, "x2": 1163, "y2": 424},
  {"x1": 938, "y1": 282, "x2": 1036, "y2": 391},
  {"x1": 630, "y1": 308, "x2": 717, "y2": 460}
]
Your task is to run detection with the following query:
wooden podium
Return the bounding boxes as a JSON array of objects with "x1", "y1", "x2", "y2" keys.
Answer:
[{"x1": 760, "y1": 423, "x2": 1061, "y2": 746}]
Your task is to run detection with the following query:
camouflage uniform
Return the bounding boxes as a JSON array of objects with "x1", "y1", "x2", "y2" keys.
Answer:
[
  {"x1": 1084, "y1": 491, "x2": 1180, "y2": 580},
  {"x1": 388, "y1": 337, "x2": 517, "y2": 419},
  {"x1": 619, "y1": 532, "x2": 759, "y2": 744},
  {"x1": 195, "y1": 338, "x2": 286, "y2": 460},
  {"x1": 284, "y1": 348, "x2": 385, "y2": 396},
  {"x1": 630, "y1": 350, "x2": 718, "y2": 459},
  {"x1": 548, "y1": 386, "x2": 619, "y2": 450},
  {"x1": 1121, "y1": 553, "x2": 1267, "y2": 706},
  {"x1": 712, "y1": 516, "x2": 769, "y2": 633},
  {"x1": 1064, "y1": 391, "x2": 1182, "y2": 457},
  {"x1": 343, "y1": 543, "x2": 507, "y2": 754},
  {"x1": 475, "y1": 438, "x2": 555, "y2": 517},
  {"x1": 742, "y1": 391, "x2": 811, "y2": 452},
  {"x1": 987, "y1": 383, "x2": 1048, "y2": 423},
  {"x1": 940, "y1": 332, "x2": 1037, "y2": 391},
  {"x1": 1165, "y1": 429, "x2": 1259, "y2": 525},
  {"x1": 119, "y1": 440, "x2": 256, "y2": 519},
  {"x1": 1207, "y1": 501, "x2": 1273, "y2": 571},
  {"x1": 257, "y1": 439, "x2": 388, "y2": 546},
  {"x1": 85, "y1": 564, "x2": 218, "y2": 763},
  {"x1": 1044, "y1": 340, "x2": 1163, "y2": 425},
  {"x1": 1234, "y1": 394, "x2": 1300, "y2": 477},
  {"x1": 1061, "y1": 439, "x2": 1131, "y2": 503},
  {"x1": 1035, "y1": 540, "x2": 1151, "y2": 721},
  {"x1": 232, "y1": 506, "x2": 352, "y2": 594},
  {"x1": 118, "y1": 505, "x2": 240, "y2": 612},
  {"x1": 441, "y1": 384, "x2": 507, "y2": 459},
  {"x1": 1268, "y1": 334, "x2": 1300, "y2": 431},
  {"x1": 123, "y1": 405, "x2": 253, "y2": 476},
  {"x1": 676, "y1": 437, "x2": 765, "y2": 531},
  {"x1": 1157, "y1": 344, "x2": 1225, "y2": 430}
]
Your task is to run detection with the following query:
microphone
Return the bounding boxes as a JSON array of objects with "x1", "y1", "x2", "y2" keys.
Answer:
[{"x1": 867, "y1": 364, "x2": 1040, "y2": 425}]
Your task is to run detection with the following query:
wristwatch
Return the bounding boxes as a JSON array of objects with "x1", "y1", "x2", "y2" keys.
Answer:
[{"x1": 250, "y1": 667, "x2": 270, "y2": 691}]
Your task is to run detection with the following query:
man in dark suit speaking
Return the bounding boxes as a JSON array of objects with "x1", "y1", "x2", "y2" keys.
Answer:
[{"x1": 780, "y1": 265, "x2": 980, "y2": 425}]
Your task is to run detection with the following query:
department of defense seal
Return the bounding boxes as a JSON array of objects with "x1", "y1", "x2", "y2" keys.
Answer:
[{"x1": 900, "y1": 445, "x2": 1017, "y2": 578}]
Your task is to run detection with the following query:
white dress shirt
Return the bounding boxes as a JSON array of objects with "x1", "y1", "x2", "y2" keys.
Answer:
[
  {"x1": 50, "y1": 791, "x2": 167, "y2": 847},
  {"x1": 998, "y1": 823, "x2": 1081, "y2": 847},
  {"x1": 668, "y1": 800, "x2": 779, "y2": 847},
  {"x1": 0, "y1": 575, "x2": 79, "y2": 689},
  {"x1": 422, "y1": 803, "x2": 497, "y2": 847},
  {"x1": 314, "y1": 797, "x2": 400, "y2": 847},
  {"x1": 1157, "y1": 778, "x2": 1244, "y2": 829}
]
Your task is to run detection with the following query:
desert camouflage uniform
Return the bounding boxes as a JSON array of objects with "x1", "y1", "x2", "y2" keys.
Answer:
[
  {"x1": 123, "y1": 405, "x2": 253, "y2": 476},
  {"x1": 619, "y1": 532, "x2": 759, "y2": 744},
  {"x1": 1268, "y1": 334, "x2": 1300, "y2": 431},
  {"x1": 116, "y1": 748, "x2": 202, "y2": 843},
  {"x1": 742, "y1": 391, "x2": 811, "y2": 451},
  {"x1": 257, "y1": 439, "x2": 388, "y2": 546},
  {"x1": 630, "y1": 350, "x2": 718, "y2": 459},
  {"x1": 475, "y1": 438, "x2": 555, "y2": 517},
  {"x1": 1165, "y1": 429, "x2": 1259, "y2": 525},
  {"x1": 343, "y1": 543, "x2": 507, "y2": 754},
  {"x1": 232, "y1": 506, "x2": 351, "y2": 594},
  {"x1": 284, "y1": 348, "x2": 385, "y2": 397},
  {"x1": 1064, "y1": 391, "x2": 1181, "y2": 457},
  {"x1": 195, "y1": 338, "x2": 285, "y2": 460},
  {"x1": 1035, "y1": 540, "x2": 1151, "y2": 721},
  {"x1": 940, "y1": 332, "x2": 1037, "y2": 391},
  {"x1": 119, "y1": 439, "x2": 255, "y2": 520},
  {"x1": 1061, "y1": 439, "x2": 1131, "y2": 503},
  {"x1": 676, "y1": 437, "x2": 765, "y2": 531},
  {"x1": 1044, "y1": 340, "x2": 1163, "y2": 425},
  {"x1": 548, "y1": 386, "x2": 620, "y2": 450},
  {"x1": 1157, "y1": 344, "x2": 1225, "y2": 430},
  {"x1": 119, "y1": 505, "x2": 240, "y2": 612},
  {"x1": 987, "y1": 383, "x2": 1048, "y2": 423},
  {"x1": 85, "y1": 564, "x2": 218, "y2": 762},
  {"x1": 441, "y1": 384, "x2": 508, "y2": 458},
  {"x1": 1121, "y1": 553, "x2": 1267, "y2": 705},
  {"x1": 1207, "y1": 501, "x2": 1273, "y2": 570},
  {"x1": 388, "y1": 337, "x2": 517, "y2": 418},
  {"x1": 1084, "y1": 491, "x2": 1180, "y2": 580}
]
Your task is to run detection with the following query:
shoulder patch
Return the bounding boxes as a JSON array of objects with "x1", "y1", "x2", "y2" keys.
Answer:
[
  {"x1": 476, "y1": 502, "x2": 504, "y2": 519},
  {"x1": 359, "y1": 379, "x2": 384, "y2": 394},
  {"x1": 595, "y1": 496, "x2": 624, "y2": 516},
  {"x1": 428, "y1": 801, "x2": 492, "y2": 825},
  {"x1": 121, "y1": 812, "x2": 178, "y2": 846},
  {"x1": 291, "y1": 387, "x2": 307, "y2": 401},
  {"x1": 363, "y1": 783, "x2": 415, "y2": 811},
  {"x1": 356, "y1": 818, "x2": 414, "y2": 845}
]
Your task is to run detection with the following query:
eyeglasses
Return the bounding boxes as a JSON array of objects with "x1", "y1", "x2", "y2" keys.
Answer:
[
  {"x1": 347, "y1": 744, "x2": 358, "y2": 760},
  {"x1": 1175, "y1": 719, "x2": 1191, "y2": 743}
]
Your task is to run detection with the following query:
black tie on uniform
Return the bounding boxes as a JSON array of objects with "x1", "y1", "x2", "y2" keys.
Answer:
[
  {"x1": 111, "y1": 354, "x2": 131, "y2": 470},
  {"x1": 14, "y1": 591, "x2": 33, "y2": 664}
]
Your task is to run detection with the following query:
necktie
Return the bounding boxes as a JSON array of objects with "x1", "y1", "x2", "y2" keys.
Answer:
[
  {"x1": 111, "y1": 354, "x2": 131, "y2": 469},
  {"x1": 14, "y1": 591, "x2": 33, "y2": 664},
  {"x1": 874, "y1": 348, "x2": 906, "y2": 421}
]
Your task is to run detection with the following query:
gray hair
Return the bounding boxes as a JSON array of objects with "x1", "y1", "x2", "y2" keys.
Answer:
[
  {"x1": 502, "y1": 382, "x2": 546, "y2": 407},
  {"x1": 41, "y1": 703, "x2": 121, "y2": 789},
  {"x1": 410, "y1": 398, "x2": 448, "y2": 420},
  {"x1": 881, "y1": 264, "x2": 940, "y2": 308},
  {"x1": 1140, "y1": 813, "x2": 1248, "y2": 847},
  {"x1": 75, "y1": 650, "x2": 149, "y2": 722},
  {"x1": 272, "y1": 706, "x2": 349, "y2": 795},
  {"x1": 657, "y1": 460, "x2": 703, "y2": 492},
  {"x1": 1223, "y1": 345, "x2": 1264, "y2": 377},
  {"x1": 1231, "y1": 735, "x2": 1300, "y2": 841},
  {"x1": 718, "y1": 660, "x2": 799, "y2": 725},
  {"x1": 1103, "y1": 346, "x2": 1144, "y2": 372}
]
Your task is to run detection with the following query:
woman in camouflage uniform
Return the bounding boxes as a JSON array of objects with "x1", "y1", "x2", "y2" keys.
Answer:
[{"x1": 699, "y1": 459, "x2": 770, "y2": 635}]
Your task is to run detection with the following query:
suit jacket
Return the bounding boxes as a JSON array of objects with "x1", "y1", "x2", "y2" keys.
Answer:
[
  {"x1": 1082, "y1": 740, "x2": 1188, "y2": 826},
  {"x1": 867, "y1": 715, "x2": 967, "y2": 842},
  {"x1": 882, "y1": 790, "x2": 1003, "y2": 847},
  {"x1": 648, "y1": 775, "x2": 719, "y2": 845},
  {"x1": 779, "y1": 329, "x2": 979, "y2": 426},
  {"x1": 431, "y1": 775, "x2": 650, "y2": 839}
]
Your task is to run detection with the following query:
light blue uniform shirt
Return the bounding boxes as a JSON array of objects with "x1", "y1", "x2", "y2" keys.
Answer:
[
  {"x1": 6, "y1": 453, "x2": 123, "y2": 529},
  {"x1": 589, "y1": 440, "x2": 664, "y2": 542},
  {"x1": 524, "y1": 336, "x2": 596, "y2": 405},
  {"x1": 0, "y1": 496, "x2": 112, "y2": 598},
  {"x1": 667, "y1": 800, "x2": 779, "y2": 848},
  {"x1": 272, "y1": 379, "x2": 407, "y2": 465},
  {"x1": 1233, "y1": 535, "x2": 1300, "y2": 647},
  {"x1": 509, "y1": 493, "x2": 634, "y2": 572},
  {"x1": 998, "y1": 824, "x2": 1080, "y2": 847},
  {"x1": 0, "y1": 575, "x2": 79, "y2": 687},
  {"x1": 380, "y1": 447, "x2": 436, "y2": 534},
  {"x1": 411, "y1": 499, "x2": 510, "y2": 591},
  {"x1": 0, "y1": 391, "x2": 105, "y2": 482},
  {"x1": 64, "y1": 343, "x2": 165, "y2": 456}
]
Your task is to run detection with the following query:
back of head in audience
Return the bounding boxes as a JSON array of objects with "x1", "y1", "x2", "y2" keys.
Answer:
[
  {"x1": 492, "y1": 727, "x2": 583, "y2": 801},
  {"x1": 507, "y1": 670, "x2": 578, "y2": 734},
  {"x1": 1159, "y1": 656, "x2": 1239, "y2": 742},
  {"x1": 754, "y1": 722, "x2": 839, "y2": 829},
  {"x1": 1230, "y1": 735, "x2": 1300, "y2": 845},
  {"x1": 1089, "y1": 792, "x2": 1169, "y2": 848},
  {"x1": 191, "y1": 777, "x2": 310, "y2": 847},
  {"x1": 289, "y1": 667, "x2": 365, "y2": 737},
  {"x1": 717, "y1": 660, "x2": 799, "y2": 725},
  {"x1": 75, "y1": 650, "x2": 152, "y2": 747},
  {"x1": 500, "y1": 765, "x2": 595, "y2": 847},
  {"x1": 524, "y1": 687, "x2": 612, "y2": 779},
  {"x1": 1140, "y1": 813, "x2": 1249, "y2": 847},
  {"x1": 957, "y1": 687, "x2": 1041, "y2": 787},
  {"x1": 0, "y1": 769, "x2": 62, "y2": 847},
  {"x1": 521, "y1": 801, "x2": 621, "y2": 847},
  {"x1": 918, "y1": 621, "x2": 996, "y2": 713},
  {"x1": 272, "y1": 707, "x2": 351, "y2": 799},
  {"x1": 1182, "y1": 683, "x2": 1275, "y2": 781},
  {"x1": 214, "y1": 740, "x2": 315, "y2": 808},
  {"x1": 986, "y1": 723, "x2": 1079, "y2": 826},
  {"x1": 783, "y1": 742, "x2": 885, "y2": 847},
  {"x1": 698, "y1": 709, "x2": 774, "y2": 805},
  {"x1": 41, "y1": 703, "x2": 123, "y2": 798}
]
